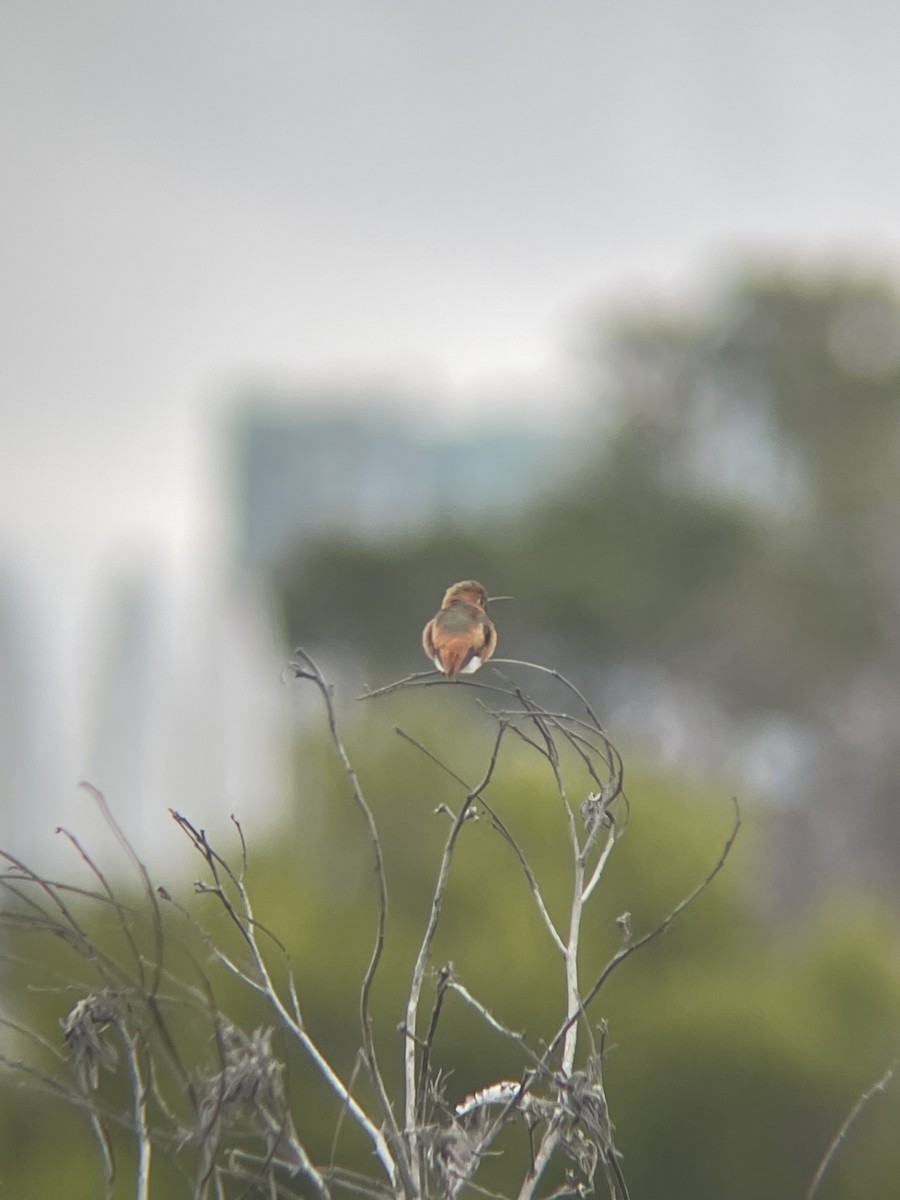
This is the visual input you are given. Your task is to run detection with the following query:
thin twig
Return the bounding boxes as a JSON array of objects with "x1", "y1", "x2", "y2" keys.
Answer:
[
  {"x1": 171, "y1": 811, "x2": 400, "y2": 1192},
  {"x1": 394, "y1": 727, "x2": 472, "y2": 792},
  {"x1": 118, "y1": 1022, "x2": 151, "y2": 1200},
  {"x1": 395, "y1": 726, "x2": 566, "y2": 955},
  {"x1": 446, "y1": 980, "x2": 535, "y2": 1059},
  {"x1": 581, "y1": 820, "x2": 619, "y2": 905},
  {"x1": 417, "y1": 966, "x2": 452, "y2": 1127},
  {"x1": 79, "y1": 783, "x2": 165, "y2": 1000},
  {"x1": 550, "y1": 798, "x2": 741, "y2": 1060},
  {"x1": 378, "y1": 659, "x2": 634, "y2": 1200},
  {"x1": 288, "y1": 648, "x2": 412, "y2": 1197},
  {"x1": 404, "y1": 724, "x2": 508, "y2": 1194},
  {"x1": 475, "y1": 796, "x2": 567, "y2": 956},
  {"x1": 806, "y1": 1065, "x2": 895, "y2": 1200},
  {"x1": 55, "y1": 826, "x2": 148, "y2": 991}
]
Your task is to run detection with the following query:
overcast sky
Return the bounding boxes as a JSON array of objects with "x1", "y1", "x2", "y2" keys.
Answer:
[{"x1": 3, "y1": 0, "x2": 900, "y2": 576}]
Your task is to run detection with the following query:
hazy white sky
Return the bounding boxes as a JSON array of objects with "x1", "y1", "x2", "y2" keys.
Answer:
[
  {"x1": 4, "y1": 0, "x2": 900, "y2": 860},
  {"x1": 2, "y1": 0, "x2": 900, "y2": 571}
]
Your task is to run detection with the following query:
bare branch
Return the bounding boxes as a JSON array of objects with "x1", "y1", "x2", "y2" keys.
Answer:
[
  {"x1": 581, "y1": 819, "x2": 619, "y2": 905},
  {"x1": 359, "y1": 669, "x2": 442, "y2": 699},
  {"x1": 416, "y1": 966, "x2": 451, "y2": 1128},
  {"x1": 78, "y1": 783, "x2": 165, "y2": 1001},
  {"x1": 117, "y1": 1022, "x2": 151, "y2": 1200},
  {"x1": 404, "y1": 723, "x2": 508, "y2": 1193},
  {"x1": 474, "y1": 794, "x2": 567, "y2": 956},
  {"x1": 288, "y1": 648, "x2": 412, "y2": 1196},
  {"x1": 170, "y1": 810, "x2": 400, "y2": 1191},
  {"x1": 806, "y1": 1065, "x2": 895, "y2": 1200},
  {"x1": 396, "y1": 726, "x2": 566, "y2": 956},
  {"x1": 550, "y1": 797, "x2": 741, "y2": 1060},
  {"x1": 446, "y1": 979, "x2": 534, "y2": 1058},
  {"x1": 2, "y1": 649, "x2": 743, "y2": 1200}
]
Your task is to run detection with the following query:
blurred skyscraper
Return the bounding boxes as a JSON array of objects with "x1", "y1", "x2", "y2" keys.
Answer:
[
  {"x1": 0, "y1": 571, "x2": 48, "y2": 849},
  {"x1": 229, "y1": 398, "x2": 569, "y2": 575}
]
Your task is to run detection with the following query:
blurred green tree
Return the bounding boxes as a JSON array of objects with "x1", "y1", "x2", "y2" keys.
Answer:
[{"x1": 273, "y1": 263, "x2": 900, "y2": 893}]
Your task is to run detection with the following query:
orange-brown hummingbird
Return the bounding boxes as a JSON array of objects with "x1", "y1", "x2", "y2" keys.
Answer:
[{"x1": 422, "y1": 580, "x2": 498, "y2": 678}]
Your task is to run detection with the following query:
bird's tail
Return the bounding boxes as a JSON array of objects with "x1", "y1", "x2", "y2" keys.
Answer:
[{"x1": 437, "y1": 636, "x2": 479, "y2": 678}]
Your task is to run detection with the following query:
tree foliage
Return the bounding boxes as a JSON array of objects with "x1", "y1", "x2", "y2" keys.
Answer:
[{"x1": 274, "y1": 262, "x2": 900, "y2": 888}]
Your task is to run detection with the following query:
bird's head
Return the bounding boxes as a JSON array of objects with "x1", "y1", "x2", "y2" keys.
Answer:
[{"x1": 442, "y1": 580, "x2": 490, "y2": 610}]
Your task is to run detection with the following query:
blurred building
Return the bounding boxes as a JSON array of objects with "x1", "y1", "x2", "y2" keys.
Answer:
[
  {"x1": 229, "y1": 398, "x2": 569, "y2": 574},
  {"x1": 0, "y1": 572, "x2": 48, "y2": 849},
  {"x1": 1, "y1": 398, "x2": 572, "y2": 868}
]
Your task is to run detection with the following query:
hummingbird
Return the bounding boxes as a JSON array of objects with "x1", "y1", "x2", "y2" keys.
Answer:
[{"x1": 422, "y1": 580, "x2": 498, "y2": 678}]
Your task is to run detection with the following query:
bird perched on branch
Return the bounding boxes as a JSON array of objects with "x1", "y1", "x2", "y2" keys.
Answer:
[{"x1": 422, "y1": 580, "x2": 499, "y2": 678}]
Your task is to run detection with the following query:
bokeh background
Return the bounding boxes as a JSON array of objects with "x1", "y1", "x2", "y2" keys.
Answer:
[{"x1": 3, "y1": 2, "x2": 900, "y2": 1196}]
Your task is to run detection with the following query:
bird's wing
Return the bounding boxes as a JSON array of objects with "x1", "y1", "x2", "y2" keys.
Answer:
[
  {"x1": 422, "y1": 617, "x2": 438, "y2": 660},
  {"x1": 480, "y1": 617, "x2": 498, "y2": 664}
]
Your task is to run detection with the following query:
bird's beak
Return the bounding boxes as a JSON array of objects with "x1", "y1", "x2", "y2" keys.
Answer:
[{"x1": 488, "y1": 595, "x2": 514, "y2": 602}]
